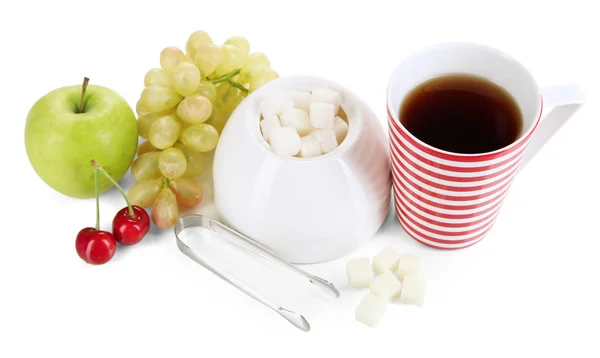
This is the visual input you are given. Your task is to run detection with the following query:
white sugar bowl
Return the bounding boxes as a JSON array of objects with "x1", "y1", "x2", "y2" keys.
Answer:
[{"x1": 212, "y1": 76, "x2": 391, "y2": 264}]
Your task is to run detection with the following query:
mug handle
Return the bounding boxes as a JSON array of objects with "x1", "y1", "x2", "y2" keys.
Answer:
[{"x1": 519, "y1": 84, "x2": 586, "y2": 169}]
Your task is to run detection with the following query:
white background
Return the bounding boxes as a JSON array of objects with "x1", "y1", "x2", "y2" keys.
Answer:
[{"x1": 2, "y1": 0, "x2": 599, "y2": 357}]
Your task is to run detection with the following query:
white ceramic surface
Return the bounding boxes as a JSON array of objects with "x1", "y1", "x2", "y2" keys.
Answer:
[{"x1": 213, "y1": 76, "x2": 392, "y2": 264}]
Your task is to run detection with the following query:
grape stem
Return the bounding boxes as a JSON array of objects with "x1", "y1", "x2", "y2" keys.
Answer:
[
  {"x1": 91, "y1": 160, "x2": 135, "y2": 218},
  {"x1": 227, "y1": 78, "x2": 248, "y2": 92},
  {"x1": 79, "y1": 77, "x2": 90, "y2": 113},
  {"x1": 93, "y1": 166, "x2": 100, "y2": 231},
  {"x1": 162, "y1": 177, "x2": 169, "y2": 189},
  {"x1": 208, "y1": 68, "x2": 248, "y2": 93}
]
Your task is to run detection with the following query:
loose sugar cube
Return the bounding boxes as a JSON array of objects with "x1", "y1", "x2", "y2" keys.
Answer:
[
  {"x1": 299, "y1": 135, "x2": 322, "y2": 158},
  {"x1": 260, "y1": 115, "x2": 281, "y2": 142},
  {"x1": 346, "y1": 257, "x2": 373, "y2": 288},
  {"x1": 309, "y1": 103, "x2": 335, "y2": 129},
  {"x1": 372, "y1": 247, "x2": 401, "y2": 275},
  {"x1": 399, "y1": 276, "x2": 426, "y2": 306},
  {"x1": 280, "y1": 108, "x2": 312, "y2": 136},
  {"x1": 311, "y1": 129, "x2": 338, "y2": 153},
  {"x1": 270, "y1": 127, "x2": 301, "y2": 156},
  {"x1": 355, "y1": 293, "x2": 388, "y2": 328},
  {"x1": 260, "y1": 93, "x2": 294, "y2": 117},
  {"x1": 397, "y1": 254, "x2": 421, "y2": 279},
  {"x1": 369, "y1": 271, "x2": 403, "y2": 301},
  {"x1": 311, "y1": 88, "x2": 342, "y2": 114},
  {"x1": 333, "y1": 116, "x2": 349, "y2": 143},
  {"x1": 289, "y1": 91, "x2": 312, "y2": 112}
]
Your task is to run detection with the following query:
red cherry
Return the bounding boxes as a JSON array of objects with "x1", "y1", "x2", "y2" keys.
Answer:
[
  {"x1": 112, "y1": 205, "x2": 150, "y2": 245},
  {"x1": 75, "y1": 228, "x2": 117, "y2": 265}
]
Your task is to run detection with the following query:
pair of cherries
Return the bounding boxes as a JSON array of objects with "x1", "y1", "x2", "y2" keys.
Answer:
[{"x1": 75, "y1": 160, "x2": 150, "y2": 265}]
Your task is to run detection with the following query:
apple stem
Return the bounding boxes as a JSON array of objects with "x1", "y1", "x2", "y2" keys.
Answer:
[
  {"x1": 79, "y1": 77, "x2": 90, "y2": 113},
  {"x1": 91, "y1": 160, "x2": 135, "y2": 218},
  {"x1": 93, "y1": 166, "x2": 100, "y2": 231}
]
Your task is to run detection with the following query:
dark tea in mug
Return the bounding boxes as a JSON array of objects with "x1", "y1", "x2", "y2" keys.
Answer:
[{"x1": 399, "y1": 74, "x2": 523, "y2": 154}]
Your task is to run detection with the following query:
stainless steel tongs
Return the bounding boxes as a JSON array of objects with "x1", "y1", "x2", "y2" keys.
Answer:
[{"x1": 174, "y1": 215, "x2": 340, "y2": 332}]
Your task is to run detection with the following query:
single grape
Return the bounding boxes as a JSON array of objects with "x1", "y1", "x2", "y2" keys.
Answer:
[
  {"x1": 207, "y1": 107, "x2": 229, "y2": 134},
  {"x1": 128, "y1": 178, "x2": 162, "y2": 208},
  {"x1": 141, "y1": 85, "x2": 182, "y2": 113},
  {"x1": 137, "y1": 140, "x2": 157, "y2": 156},
  {"x1": 193, "y1": 43, "x2": 223, "y2": 78},
  {"x1": 160, "y1": 46, "x2": 192, "y2": 73},
  {"x1": 151, "y1": 187, "x2": 179, "y2": 229},
  {"x1": 180, "y1": 123, "x2": 220, "y2": 152},
  {"x1": 196, "y1": 80, "x2": 217, "y2": 103},
  {"x1": 169, "y1": 178, "x2": 203, "y2": 208},
  {"x1": 149, "y1": 115, "x2": 181, "y2": 149},
  {"x1": 213, "y1": 44, "x2": 245, "y2": 77},
  {"x1": 186, "y1": 30, "x2": 213, "y2": 59},
  {"x1": 176, "y1": 95, "x2": 213, "y2": 124},
  {"x1": 131, "y1": 151, "x2": 162, "y2": 182},
  {"x1": 240, "y1": 52, "x2": 270, "y2": 81},
  {"x1": 173, "y1": 142, "x2": 205, "y2": 178},
  {"x1": 249, "y1": 68, "x2": 279, "y2": 92},
  {"x1": 171, "y1": 62, "x2": 201, "y2": 96},
  {"x1": 136, "y1": 98, "x2": 148, "y2": 116},
  {"x1": 144, "y1": 68, "x2": 171, "y2": 88},
  {"x1": 138, "y1": 111, "x2": 172, "y2": 139},
  {"x1": 158, "y1": 147, "x2": 187, "y2": 179},
  {"x1": 224, "y1": 36, "x2": 250, "y2": 57},
  {"x1": 244, "y1": 52, "x2": 271, "y2": 68}
]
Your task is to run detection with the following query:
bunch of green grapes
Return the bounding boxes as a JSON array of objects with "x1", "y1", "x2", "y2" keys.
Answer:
[{"x1": 128, "y1": 30, "x2": 278, "y2": 229}]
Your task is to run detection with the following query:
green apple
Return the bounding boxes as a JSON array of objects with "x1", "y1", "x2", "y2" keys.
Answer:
[{"x1": 25, "y1": 79, "x2": 138, "y2": 198}]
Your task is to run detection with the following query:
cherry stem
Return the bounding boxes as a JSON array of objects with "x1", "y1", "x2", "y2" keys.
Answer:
[
  {"x1": 94, "y1": 167, "x2": 100, "y2": 230},
  {"x1": 79, "y1": 77, "x2": 90, "y2": 113},
  {"x1": 91, "y1": 160, "x2": 135, "y2": 218},
  {"x1": 208, "y1": 68, "x2": 248, "y2": 93}
]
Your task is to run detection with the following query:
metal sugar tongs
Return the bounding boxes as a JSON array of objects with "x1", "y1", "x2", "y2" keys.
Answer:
[{"x1": 174, "y1": 215, "x2": 340, "y2": 332}]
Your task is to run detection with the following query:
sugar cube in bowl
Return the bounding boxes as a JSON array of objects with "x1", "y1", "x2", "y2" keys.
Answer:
[
  {"x1": 309, "y1": 103, "x2": 335, "y2": 129},
  {"x1": 270, "y1": 127, "x2": 301, "y2": 156},
  {"x1": 212, "y1": 76, "x2": 392, "y2": 264},
  {"x1": 260, "y1": 115, "x2": 281, "y2": 142},
  {"x1": 299, "y1": 135, "x2": 321, "y2": 158},
  {"x1": 280, "y1": 108, "x2": 312, "y2": 136}
]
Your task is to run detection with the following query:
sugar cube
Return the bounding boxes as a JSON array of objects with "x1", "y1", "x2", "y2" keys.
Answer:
[
  {"x1": 355, "y1": 293, "x2": 388, "y2": 328},
  {"x1": 299, "y1": 135, "x2": 322, "y2": 158},
  {"x1": 289, "y1": 91, "x2": 312, "y2": 113},
  {"x1": 280, "y1": 108, "x2": 312, "y2": 136},
  {"x1": 333, "y1": 116, "x2": 349, "y2": 143},
  {"x1": 311, "y1": 88, "x2": 342, "y2": 114},
  {"x1": 372, "y1": 247, "x2": 401, "y2": 275},
  {"x1": 346, "y1": 257, "x2": 373, "y2": 288},
  {"x1": 269, "y1": 127, "x2": 301, "y2": 156},
  {"x1": 311, "y1": 129, "x2": 338, "y2": 153},
  {"x1": 260, "y1": 115, "x2": 281, "y2": 142},
  {"x1": 369, "y1": 271, "x2": 403, "y2": 301},
  {"x1": 260, "y1": 93, "x2": 294, "y2": 117},
  {"x1": 309, "y1": 103, "x2": 335, "y2": 129},
  {"x1": 399, "y1": 276, "x2": 426, "y2": 306},
  {"x1": 397, "y1": 254, "x2": 421, "y2": 279}
]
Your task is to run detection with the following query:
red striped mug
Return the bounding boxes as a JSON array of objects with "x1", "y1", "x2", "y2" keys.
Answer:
[{"x1": 386, "y1": 42, "x2": 585, "y2": 249}]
